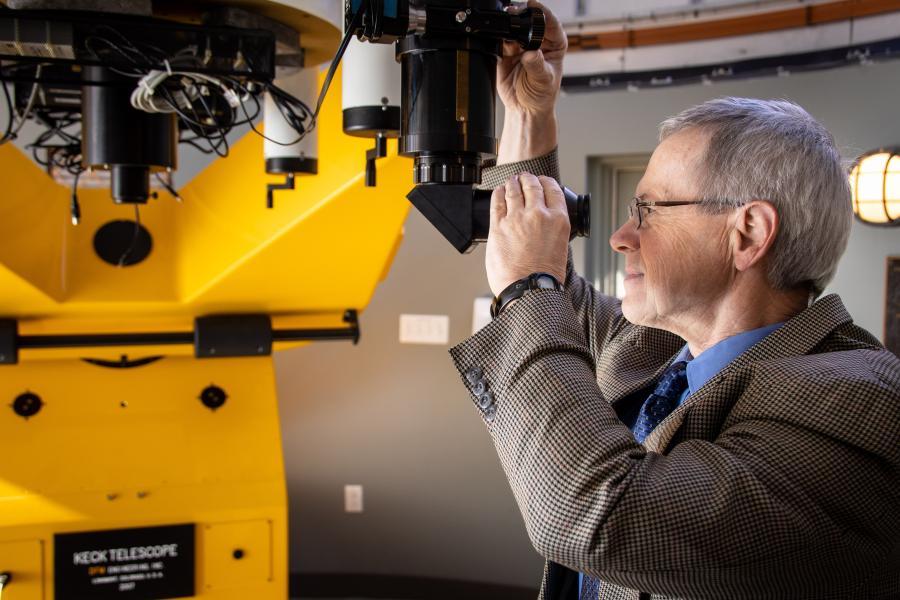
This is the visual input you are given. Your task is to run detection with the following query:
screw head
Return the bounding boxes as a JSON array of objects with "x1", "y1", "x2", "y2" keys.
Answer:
[{"x1": 455, "y1": 10, "x2": 467, "y2": 22}]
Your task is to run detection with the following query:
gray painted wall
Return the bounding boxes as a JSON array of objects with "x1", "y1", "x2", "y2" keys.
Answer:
[{"x1": 276, "y1": 59, "x2": 900, "y2": 588}]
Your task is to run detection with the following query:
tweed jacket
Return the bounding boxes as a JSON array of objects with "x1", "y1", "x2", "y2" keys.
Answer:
[{"x1": 451, "y1": 150, "x2": 900, "y2": 600}]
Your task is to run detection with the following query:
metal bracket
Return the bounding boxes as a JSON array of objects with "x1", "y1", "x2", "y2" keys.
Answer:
[
  {"x1": 343, "y1": 309, "x2": 360, "y2": 345},
  {"x1": 266, "y1": 173, "x2": 295, "y2": 209},
  {"x1": 0, "y1": 320, "x2": 17, "y2": 365},
  {"x1": 365, "y1": 135, "x2": 387, "y2": 187},
  {"x1": 194, "y1": 314, "x2": 273, "y2": 359}
]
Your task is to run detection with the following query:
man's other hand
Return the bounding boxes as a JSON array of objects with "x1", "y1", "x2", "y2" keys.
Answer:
[
  {"x1": 495, "y1": 1, "x2": 565, "y2": 163},
  {"x1": 497, "y1": 1, "x2": 567, "y2": 117},
  {"x1": 487, "y1": 173, "x2": 570, "y2": 297}
]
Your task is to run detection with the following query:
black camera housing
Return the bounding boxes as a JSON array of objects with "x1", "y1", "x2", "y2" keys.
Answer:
[{"x1": 346, "y1": 0, "x2": 589, "y2": 252}]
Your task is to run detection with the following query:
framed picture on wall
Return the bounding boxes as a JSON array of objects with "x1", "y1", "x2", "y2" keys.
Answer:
[{"x1": 887, "y1": 257, "x2": 900, "y2": 357}]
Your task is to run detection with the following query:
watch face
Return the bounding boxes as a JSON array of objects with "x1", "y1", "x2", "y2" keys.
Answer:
[{"x1": 533, "y1": 275, "x2": 559, "y2": 290}]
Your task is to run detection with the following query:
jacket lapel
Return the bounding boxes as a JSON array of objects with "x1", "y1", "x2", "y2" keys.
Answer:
[
  {"x1": 642, "y1": 294, "x2": 854, "y2": 453},
  {"x1": 599, "y1": 328, "x2": 684, "y2": 406}
]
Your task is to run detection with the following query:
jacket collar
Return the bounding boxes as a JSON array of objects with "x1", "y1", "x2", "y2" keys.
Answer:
[{"x1": 641, "y1": 294, "x2": 853, "y2": 452}]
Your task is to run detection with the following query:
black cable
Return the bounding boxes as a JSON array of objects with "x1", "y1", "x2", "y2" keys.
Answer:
[
  {"x1": 158, "y1": 85, "x2": 230, "y2": 157},
  {"x1": 154, "y1": 172, "x2": 182, "y2": 202},
  {"x1": 70, "y1": 170, "x2": 82, "y2": 226},
  {"x1": 238, "y1": 0, "x2": 364, "y2": 148},
  {"x1": 4, "y1": 10, "x2": 367, "y2": 161},
  {"x1": 312, "y1": 2, "x2": 365, "y2": 122},
  {"x1": 117, "y1": 205, "x2": 141, "y2": 267},
  {"x1": 242, "y1": 84, "x2": 314, "y2": 147},
  {"x1": 0, "y1": 81, "x2": 14, "y2": 144},
  {"x1": 179, "y1": 135, "x2": 216, "y2": 154}
]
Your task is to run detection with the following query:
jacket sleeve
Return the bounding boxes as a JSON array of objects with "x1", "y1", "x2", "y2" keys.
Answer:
[
  {"x1": 449, "y1": 289, "x2": 900, "y2": 599},
  {"x1": 478, "y1": 148, "x2": 627, "y2": 358}
]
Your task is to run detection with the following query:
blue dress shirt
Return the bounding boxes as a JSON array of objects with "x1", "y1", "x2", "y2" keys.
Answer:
[{"x1": 577, "y1": 322, "x2": 783, "y2": 596}]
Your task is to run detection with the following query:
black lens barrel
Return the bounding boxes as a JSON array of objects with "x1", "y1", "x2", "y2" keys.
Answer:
[
  {"x1": 397, "y1": 34, "x2": 499, "y2": 185},
  {"x1": 472, "y1": 187, "x2": 591, "y2": 241}
]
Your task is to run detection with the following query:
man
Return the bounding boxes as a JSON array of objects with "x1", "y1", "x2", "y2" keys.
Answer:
[{"x1": 450, "y1": 3, "x2": 900, "y2": 599}]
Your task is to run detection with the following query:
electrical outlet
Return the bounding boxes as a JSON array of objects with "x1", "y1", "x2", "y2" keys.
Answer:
[{"x1": 344, "y1": 484, "x2": 363, "y2": 513}]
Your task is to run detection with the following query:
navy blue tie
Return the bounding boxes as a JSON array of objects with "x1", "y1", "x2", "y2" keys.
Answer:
[
  {"x1": 580, "y1": 361, "x2": 689, "y2": 599},
  {"x1": 634, "y1": 360, "x2": 689, "y2": 443}
]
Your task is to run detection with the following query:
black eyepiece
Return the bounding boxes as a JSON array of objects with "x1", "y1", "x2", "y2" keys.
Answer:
[
  {"x1": 472, "y1": 187, "x2": 590, "y2": 242},
  {"x1": 509, "y1": 7, "x2": 545, "y2": 51}
]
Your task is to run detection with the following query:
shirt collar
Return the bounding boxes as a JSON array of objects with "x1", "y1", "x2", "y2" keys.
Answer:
[{"x1": 676, "y1": 322, "x2": 784, "y2": 396}]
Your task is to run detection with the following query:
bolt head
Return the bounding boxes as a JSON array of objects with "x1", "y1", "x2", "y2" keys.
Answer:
[{"x1": 455, "y1": 10, "x2": 467, "y2": 22}]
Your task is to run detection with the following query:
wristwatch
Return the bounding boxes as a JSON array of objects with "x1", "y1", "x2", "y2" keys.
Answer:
[{"x1": 490, "y1": 272, "x2": 563, "y2": 318}]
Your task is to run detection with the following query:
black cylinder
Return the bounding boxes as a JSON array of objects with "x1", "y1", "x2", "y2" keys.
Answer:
[
  {"x1": 343, "y1": 106, "x2": 402, "y2": 138},
  {"x1": 398, "y1": 35, "x2": 500, "y2": 185},
  {"x1": 82, "y1": 66, "x2": 177, "y2": 204},
  {"x1": 111, "y1": 165, "x2": 150, "y2": 204},
  {"x1": 472, "y1": 187, "x2": 591, "y2": 242}
]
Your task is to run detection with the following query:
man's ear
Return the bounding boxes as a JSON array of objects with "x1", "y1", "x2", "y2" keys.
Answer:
[{"x1": 732, "y1": 200, "x2": 778, "y2": 273}]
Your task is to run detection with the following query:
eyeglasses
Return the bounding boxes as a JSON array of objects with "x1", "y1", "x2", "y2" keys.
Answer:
[{"x1": 628, "y1": 197, "x2": 706, "y2": 229}]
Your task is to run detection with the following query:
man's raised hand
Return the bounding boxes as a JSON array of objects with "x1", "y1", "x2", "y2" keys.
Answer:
[
  {"x1": 486, "y1": 173, "x2": 570, "y2": 297},
  {"x1": 496, "y1": 1, "x2": 567, "y2": 118}
]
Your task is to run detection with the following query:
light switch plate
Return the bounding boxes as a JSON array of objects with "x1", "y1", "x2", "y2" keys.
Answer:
[
  {"x1": 344, "y1": 485, "x2": 363, "y2": 513},
  {"x1": 399, "y1": 314, "x2": 450, "y2": 345},
  {"x1": 472, "y1": 296, "x2": 492, "y2": 335}
]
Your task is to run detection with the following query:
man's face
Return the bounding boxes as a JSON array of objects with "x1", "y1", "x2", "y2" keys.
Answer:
[{"x1": 609, "y1": 128, "x2": 734, "y2": 330}]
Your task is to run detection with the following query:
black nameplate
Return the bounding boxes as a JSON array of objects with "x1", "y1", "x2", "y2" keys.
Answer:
[{"x1": 54, "y1": 524, "x2": 195, "y2": 599}]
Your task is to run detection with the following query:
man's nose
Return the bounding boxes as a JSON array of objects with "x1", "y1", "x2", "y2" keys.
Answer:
[{"x1": 609, "y1": 219, "x2": 639, "y2": 254}]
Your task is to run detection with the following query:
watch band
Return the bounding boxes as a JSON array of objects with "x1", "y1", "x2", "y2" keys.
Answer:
[{"x1": 490, "y1": 272, "x2": 562, "y2": 318}]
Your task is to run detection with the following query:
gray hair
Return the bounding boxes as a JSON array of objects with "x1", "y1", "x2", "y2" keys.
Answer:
[{"x1": 658, "y1": 97, "x2": 851, "y2": 297}]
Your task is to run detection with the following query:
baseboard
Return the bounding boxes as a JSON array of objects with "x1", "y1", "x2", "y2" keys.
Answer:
[{"x1": 290, "y1": 572, "x2": 538, "y2": 599}]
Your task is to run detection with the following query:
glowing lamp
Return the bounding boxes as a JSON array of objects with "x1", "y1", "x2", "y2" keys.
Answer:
[{"x1": 849, "y1": 148, "x2": 900, "y2": 226}]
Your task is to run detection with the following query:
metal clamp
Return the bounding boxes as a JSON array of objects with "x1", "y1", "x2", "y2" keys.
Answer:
[
  {"x1": 266, "y1": 173, "x2": 295, "y2": 209},
  {"x1": 0, "y1": 572, "x2": 11, "y2": 598},
  {"x1": 365, "y1": 134, "x2": 387, "y2": 187}
]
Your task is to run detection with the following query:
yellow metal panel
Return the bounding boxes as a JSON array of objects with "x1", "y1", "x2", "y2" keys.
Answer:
[
  {"x1": 0, "y1": 357, "x2": 283, "y2": 499},
  {"x1": 59, "y1": 189, "x2": 179, "y2": 305},
  {"x1": 0, "y1": 144, "x2": 67, "y2": 306},
  {"x1": 0, "y1": 540, "x2": 44, "y2": 600},
  {"x1": 176, "y1": 65, "x2": 411, "y2": 312},
  {"x1": 183, "y1": 150, "x2": 411, "y2": 311},
  {"x1": 201, "y1": 520, "x2": 273, "y2": 592},
  {"x1": 0, "y1": 357, "x2": 288, "y2": 598}
]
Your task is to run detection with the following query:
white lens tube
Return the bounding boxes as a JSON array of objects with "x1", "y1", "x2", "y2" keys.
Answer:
[
  {"x1": 341, "y1": 37, "x2": 401, "y2": 138},
  {"x1": 264, "y1": 66, "x2": 319, "y2": 174}
]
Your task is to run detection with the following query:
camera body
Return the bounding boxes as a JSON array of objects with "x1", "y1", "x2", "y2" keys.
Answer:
[
  {"x1": 345, "y1": 0, "x2": 544, "y2": 185},
  {"x1": 344, "y1": 0, "x2": 589, "y2": 253},
  {"x1": 344, "y1": 0, "x2": 590, "y2": 252}
]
